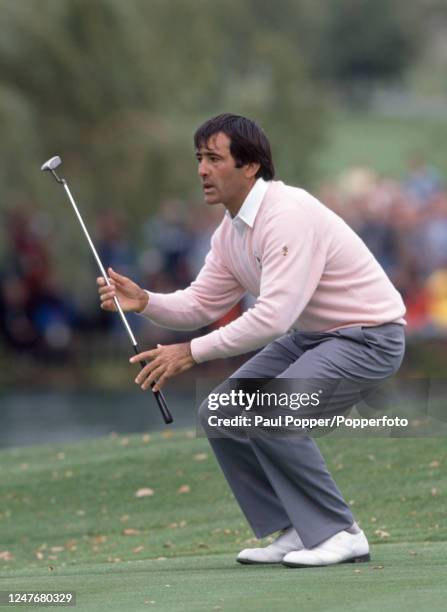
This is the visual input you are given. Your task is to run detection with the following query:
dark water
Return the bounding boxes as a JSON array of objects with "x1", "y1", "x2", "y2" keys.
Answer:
[{"x1": 0, "y1": 390, "x2": 197, "y2": 448}]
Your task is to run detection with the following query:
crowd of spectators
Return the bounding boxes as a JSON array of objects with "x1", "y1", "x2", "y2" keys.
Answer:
[
  {"x1": 318, "y1": 156, "x2": 447, "y2": 334},
  {"x1": 1, "y1": 157, "x2": 446, "y2": 362}
]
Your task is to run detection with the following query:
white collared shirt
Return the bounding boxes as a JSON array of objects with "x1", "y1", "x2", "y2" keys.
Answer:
[{"x1": 226, "y1": 178, "x2": 270, "y2": 234}]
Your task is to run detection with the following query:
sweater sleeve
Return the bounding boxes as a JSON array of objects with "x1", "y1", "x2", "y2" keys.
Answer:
[
  {"x1": 139, "y1": 226, "x2": 246, "y2": 331},
  {"x1": 190, "y1": 205, "x2": 326, "y2": 363}
]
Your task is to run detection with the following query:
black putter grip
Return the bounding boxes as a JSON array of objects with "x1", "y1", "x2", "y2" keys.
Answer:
[{"x1": 132, "y1": 345, "x2": 174, "y2": 424}]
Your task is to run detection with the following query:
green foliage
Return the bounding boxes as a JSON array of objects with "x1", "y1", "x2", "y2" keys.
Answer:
[
  {"x1": 0, "y1": 0, "x2": 325, "y2": 232},
  {"x1": 0, "y1": 0, "x2": 438, "y2": 286},
  {"x1": 314, "y1": 0, "x2": 426, "y2": 85}
]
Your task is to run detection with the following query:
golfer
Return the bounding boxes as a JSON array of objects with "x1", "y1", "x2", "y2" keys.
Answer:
[{"x1": 97, "y1": 113, "x2": 406, "y2": 567}]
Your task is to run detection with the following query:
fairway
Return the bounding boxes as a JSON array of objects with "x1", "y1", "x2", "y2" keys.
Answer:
[
  {"x1": 315, "y1": 109, "x2": 447, "y2": 180},
  {"x1": 0, "y1": 431, "x2": 446, "y2": 610}
]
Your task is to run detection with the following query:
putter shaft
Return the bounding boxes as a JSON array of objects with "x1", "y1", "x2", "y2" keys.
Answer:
[
  {"x1": 62, "y1": 181, "x2": 137, "y2": 344},
  {"x1": 42, "y1": 158, "x2": 173, "y2": 424}
]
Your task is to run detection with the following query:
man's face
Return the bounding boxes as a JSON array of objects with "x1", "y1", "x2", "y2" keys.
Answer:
[{"x1": 195, "y1": 132, "x2": 257, "y2": 215}]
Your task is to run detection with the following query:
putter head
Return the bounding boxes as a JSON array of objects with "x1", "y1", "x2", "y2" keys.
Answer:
[{"x1": 41, "y1": 156, "x2": 62, "y2": 172}]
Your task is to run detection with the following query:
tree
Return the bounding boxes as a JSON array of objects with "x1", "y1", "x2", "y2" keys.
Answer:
[
  {"x1": 315, "y1": 0, "x2": 425, "y2": 85},
  {"x1": 0, "y1": 0, "x2": 325, "y2": 229}
]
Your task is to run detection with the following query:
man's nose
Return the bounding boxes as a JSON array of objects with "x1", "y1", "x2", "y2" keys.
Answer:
[{"x1": 198, "y1": 159, "x2": 209, "y2": 177}]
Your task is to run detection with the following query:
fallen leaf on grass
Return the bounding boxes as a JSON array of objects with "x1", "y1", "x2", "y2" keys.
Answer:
[
  {"x1": 51, "y1": 546, "x2": 64, "y2": 553},
  {"x1": 133, "y1": 546, "x2": 144, "y2": 553},
  {"x1": 135, "y1": 488, "x2": 154, "y2": 498},
  {"x1": 372, "y1": 565, "x2": 384, "y2": 569},
  {"x1": 0, "y1": 551, "x2": 13, "y2": 561},
  {"x1": 122, "y1": 528, "x2": 140, "y2": 536},
  {"x1": 120, "y1": 515, "x2": 130, "y2": 523},
  {"x1": 193, "y1": 453, "x2": 208, "y2": 461},
  {"x1": 177, "y1": 485, "x2": 190, "y2": 494},
  {"x1": 142, "y1": 434, "x2": 151, "y2": 443},
  {"x1": 168, "y1": 520, "x2": 187, "y2": 529},
  {"x1": 431, "y1": 488, "x2": 438, "y2": 496},
  {"x1": 374, "y1": 529, "x2": 390, "y2": 539},
  {"x1": 429, "y1": 460, "x2": 440, "y2": 468}
]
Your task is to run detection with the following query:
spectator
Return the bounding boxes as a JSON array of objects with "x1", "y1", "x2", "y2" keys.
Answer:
[{"x1": 404, "y1": 154, "x2": 444, "y2": 209}]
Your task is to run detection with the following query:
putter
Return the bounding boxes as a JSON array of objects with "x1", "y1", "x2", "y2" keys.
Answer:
[{"x1": 41, "y1": 155, "x2": 173, "y2": 424}]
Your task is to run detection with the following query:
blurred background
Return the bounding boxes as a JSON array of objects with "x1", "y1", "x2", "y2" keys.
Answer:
[{"x1": 1, "y1": 0, "x2": 446, "y2": 446}]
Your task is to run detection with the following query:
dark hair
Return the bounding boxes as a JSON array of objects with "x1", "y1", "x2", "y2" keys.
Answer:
[{"x1": 194, "y1": 113, "x2": 275, "y2": 180}]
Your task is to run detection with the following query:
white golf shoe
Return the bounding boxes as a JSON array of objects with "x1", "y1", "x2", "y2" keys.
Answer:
[
  {"x1": 282, "y1": 529, "x2": 370, "y2": 567},
  {"x1": 237, "y1": 527, "x2": 304, "y2": 564}
]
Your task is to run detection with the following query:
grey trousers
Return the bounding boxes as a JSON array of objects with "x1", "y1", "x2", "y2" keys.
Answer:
[{"x1": 198, "y1": 323, "x2": 405, "y2": 548}]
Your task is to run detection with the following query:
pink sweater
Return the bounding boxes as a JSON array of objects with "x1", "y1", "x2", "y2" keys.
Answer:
[{"x1": 141, "y1": 181, "x2": 406, "y2": 363}]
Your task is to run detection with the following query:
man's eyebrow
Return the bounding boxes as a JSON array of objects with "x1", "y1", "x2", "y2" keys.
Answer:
[{"x1": 195, "y1": 149, "x2": 223, "y2": 158}]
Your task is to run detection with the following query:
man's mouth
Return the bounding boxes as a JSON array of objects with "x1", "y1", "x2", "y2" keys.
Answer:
[{"x1": 203, "y1": 183, "x2": 215, "y2": 192}]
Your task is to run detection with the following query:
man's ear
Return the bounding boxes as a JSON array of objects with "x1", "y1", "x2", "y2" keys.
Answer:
[{"x1": 244, "y1": 161, "x2": 261, "y2": 179}]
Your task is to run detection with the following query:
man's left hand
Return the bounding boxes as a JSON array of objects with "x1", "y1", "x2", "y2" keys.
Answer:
[{"x1": 130, "y1": 342, "x2": 196, "y2": 392}]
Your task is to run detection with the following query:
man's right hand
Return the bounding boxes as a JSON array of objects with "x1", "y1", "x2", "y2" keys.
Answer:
[{"x1": 97, "y1": 267, "x2": 149, "y2": 313}]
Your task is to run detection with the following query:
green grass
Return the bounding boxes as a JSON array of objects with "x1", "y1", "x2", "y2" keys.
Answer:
[
  {"x1": 0, "y1": 431, "x2": 446, "y2": 610},
  {"x1": 315, "y1": 109, "x2": 447, "y2": 181}
]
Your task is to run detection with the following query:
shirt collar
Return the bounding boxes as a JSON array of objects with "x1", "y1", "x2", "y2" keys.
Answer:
[{"x1": 226, "y1": 178, "x2": 270, "y2": 229}]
